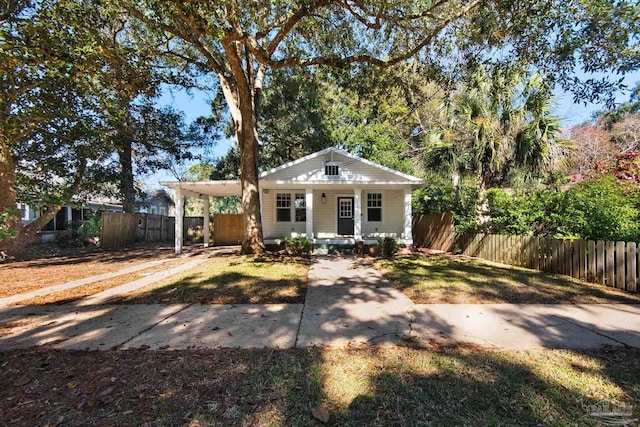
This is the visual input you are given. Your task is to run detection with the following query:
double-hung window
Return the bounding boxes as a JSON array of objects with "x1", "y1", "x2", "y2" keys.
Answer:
[
  {"x1": 294, "y1": 193, "x2": 306, "y2": 222},
  {"x1": 276, "y1": 193, "x2": 292, "y2": 222},
  {"x1": 367, "y1": 193, "x2": 382, "y2": 222}
]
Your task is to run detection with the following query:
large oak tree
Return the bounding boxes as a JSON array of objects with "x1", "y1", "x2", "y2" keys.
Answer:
[{"x1": 122, "y1": 0, "x2": 639, "y2": 254}]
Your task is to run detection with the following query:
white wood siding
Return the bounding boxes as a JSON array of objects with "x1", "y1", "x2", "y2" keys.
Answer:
[
  {"x1": 263, "y1": 188, "x2": 406, "y2": 239},
  {"x1": 262, "y1": 152, "x2": 404, "y2": 183}
]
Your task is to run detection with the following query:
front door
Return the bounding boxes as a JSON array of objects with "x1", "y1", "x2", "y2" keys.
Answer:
[{"x1": 337, "y1": 197, "x2": 354, "y2": 235}]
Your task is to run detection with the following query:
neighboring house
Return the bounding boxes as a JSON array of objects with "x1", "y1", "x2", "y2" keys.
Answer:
[
  {"x1": 136, "y1": 189, "x2": 175, "y2": 216},
  {"x1": 162, "y1": 147, "x2": 425, "y2": 253},
  {"x1": 18, "y1": 197, "x2": 123, "y2": 243}
]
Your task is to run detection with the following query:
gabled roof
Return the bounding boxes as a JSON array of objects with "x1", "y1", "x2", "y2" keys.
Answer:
[{"x1": 259, "y1": 146, "x2": 424, "y2": 182}]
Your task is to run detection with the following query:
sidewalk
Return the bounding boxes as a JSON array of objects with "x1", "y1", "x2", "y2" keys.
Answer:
[{"x1": 0, "y1": 255, "x2": 639, "y2": 351}]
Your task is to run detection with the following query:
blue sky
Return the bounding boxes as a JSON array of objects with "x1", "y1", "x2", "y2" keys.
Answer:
[{"x1": 144, "y1": 70, "x2": 640, "y2": 189}]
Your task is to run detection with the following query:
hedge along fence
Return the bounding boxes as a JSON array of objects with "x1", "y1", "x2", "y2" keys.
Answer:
[{"x1": 455, "y1": 234, "x2": 639, "y2": 293}]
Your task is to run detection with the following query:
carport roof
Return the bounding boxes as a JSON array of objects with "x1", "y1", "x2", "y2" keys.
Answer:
[{"x1": 160, "y1": 180, "x2": 242, "y2": 198}]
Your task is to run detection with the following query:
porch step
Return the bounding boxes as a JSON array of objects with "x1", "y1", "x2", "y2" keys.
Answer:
[{"x1": 312, "y1": 243, "x2": 356, "y2": 255}]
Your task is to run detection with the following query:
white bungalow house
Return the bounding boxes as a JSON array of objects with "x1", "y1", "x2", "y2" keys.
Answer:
[{"x1": 162, "y1": 147, "x2": 425, "y2": 253}]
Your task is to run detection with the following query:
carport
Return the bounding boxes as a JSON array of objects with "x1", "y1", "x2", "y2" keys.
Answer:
[{"x1": 160, "y1": 180, "x2": 242, "y2": 254}]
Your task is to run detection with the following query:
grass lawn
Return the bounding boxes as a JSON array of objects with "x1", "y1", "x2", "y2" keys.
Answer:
[
  {"x1": 373, "y1": 254, "x2": 640, "y2": 304},
  {"x1": 1, "y1": 346, "x2": 638, "y2": 426},
  {"x1": 114, "y1": 254, "x2": 310, "y2": 304}
]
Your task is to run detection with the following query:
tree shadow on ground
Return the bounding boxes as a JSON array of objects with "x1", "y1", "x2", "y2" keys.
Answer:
[
  {"x1": 0, "y1": 345, "x2": 638, "y2": 426},
  {"x1": 113, "y1": 255, "x2": 309, "y2": 305},
  {"x1": 334, "y1": 345, "x2": 640, "y2": 426}
]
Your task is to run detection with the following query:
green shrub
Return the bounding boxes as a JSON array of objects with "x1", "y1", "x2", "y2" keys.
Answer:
[
  {"x1": 281, "y1": 236, "x2": 311, "y2": 256},
  {"x1": 376, "y1": 237, "x2": 399, "y2": 258},
  {"x1": 77, "y1": 214, "x2": 101, "y2": 240},
  {"x1": 412, "y1": 174, "x2": 478, "y2": 234},
  {"x1": 0, "y1": 207, "x2": 20, "y2": 242},
  {"x1": 560, "y1": 175, "x2": 640, "y2": 241}
]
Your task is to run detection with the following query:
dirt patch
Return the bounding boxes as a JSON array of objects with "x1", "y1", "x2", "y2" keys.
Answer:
[
  {"x1": 0, "y1": 244, "x2": 207, "y2": 299},
  {"x1": 12, "y1": 259, "x2": 189, "y2": 306}
]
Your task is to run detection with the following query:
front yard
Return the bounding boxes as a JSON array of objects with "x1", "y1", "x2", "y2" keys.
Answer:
[
  {"x1": 373, "y1": 254, "x2": 640, "y2": 304},
  {"x1": 113, "y1": 255, "x2": 310, "y2": 304},
  {"x1": 0, "y1": 244, "x2": 181, "y2": 298},
  {"x1": 1, "y1": 346, "x2": 638, "y2": 426}
]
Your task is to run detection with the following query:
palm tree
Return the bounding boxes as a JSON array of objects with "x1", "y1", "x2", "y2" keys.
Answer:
[{"x1": 423, "y1": 65, "x2": 568, "y2": 226}]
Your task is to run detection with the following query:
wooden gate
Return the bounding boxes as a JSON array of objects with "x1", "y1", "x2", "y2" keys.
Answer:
[
  {"x1": 412, "y1": 213, "x2": 454, "y2": 251},
  {"x1": 213, "y1": 214, "x2": 243, "y2": 245}
]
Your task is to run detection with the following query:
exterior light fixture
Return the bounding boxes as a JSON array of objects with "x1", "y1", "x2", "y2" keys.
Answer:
[{"x1": 321, "y1": 193, "x2": 326, "y2": 204}]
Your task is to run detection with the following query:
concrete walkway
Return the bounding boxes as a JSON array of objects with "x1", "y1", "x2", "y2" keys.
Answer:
[{"x1": 0, "y1": 255, "x2": 639, "y2": 351}]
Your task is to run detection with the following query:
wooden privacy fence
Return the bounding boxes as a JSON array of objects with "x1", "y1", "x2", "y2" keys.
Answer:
[
  {"x1": 455, "y1": 233, "x2": 639, "y2": 293},
  {"x1": 100, "y1": 212, "x2": 139, "y2": 250},
  {"x1": 136, "y1": 213, "x2": 175, "y2": 242},
  {"x1": 213, "y1": 214, "x2": 243, "y2": 245},
  {"x1": 412, "y1": 213, "x2": 454, "y2": 251},
  {"x1": 100, "y1": 212, "x2": 206, "y2": 250}
]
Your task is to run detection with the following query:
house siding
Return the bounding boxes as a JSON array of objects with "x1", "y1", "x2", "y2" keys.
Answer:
[
  {"x1": 262, "y1": 152, "x2": 404, "y2": 183},
  {"x1": 262, "y1": 188, "x2": 406, "y2": 239}
]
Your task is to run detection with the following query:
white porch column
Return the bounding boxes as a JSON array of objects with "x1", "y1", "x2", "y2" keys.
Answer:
[
  {"x1": 66, "y1": 206, "x2": 72, "y2": 224},
  {"x1": 202, "y1": 196, "x2": 210, "y2": 248},
  {"x1": 305, "y1": 188, "x2": 313, "y2": 240},
  {"x1": 403, "y1": 188, "x2": 413, "y2": 245},
  {"x1": 353, "y1": 188, "x2": 362, "y2": 241},
  {"x1": 260, "y1": 188, "x2": 264, "y2": 222},
  {"x1": 174, "y1": 188, "x2": 183, "y2": 254}
]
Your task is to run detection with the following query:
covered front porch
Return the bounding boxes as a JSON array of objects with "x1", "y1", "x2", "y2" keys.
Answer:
[{"x1": 162, "y1": 180, "x2": 415, "y2": 254}]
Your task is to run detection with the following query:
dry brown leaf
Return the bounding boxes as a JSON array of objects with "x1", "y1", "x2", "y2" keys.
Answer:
[
  {"x1": 12, "y1": 376, "x2": 31, "y2": 387},
  {"x1": 311, "y1": 405, "x2": 330, "y2": 423}
]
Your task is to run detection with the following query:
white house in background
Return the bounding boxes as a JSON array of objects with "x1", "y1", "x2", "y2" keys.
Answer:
[{"x1": 161, "y1": 146, "x2": 425, "y2": 254}]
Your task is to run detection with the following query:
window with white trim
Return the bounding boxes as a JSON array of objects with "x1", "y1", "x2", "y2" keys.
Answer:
[
  {"x1": 159, "y1": 206, "x2": 167, "y2": 216},
  {"x1": 276, "y1": 193, "x2": 291, "y2": 222},
  {"x1": 294, "y1": 193, "x2": 306, "y2": 222},
  {"x1": 367, "y1": 193, "x2": 382, "y2": 222}
]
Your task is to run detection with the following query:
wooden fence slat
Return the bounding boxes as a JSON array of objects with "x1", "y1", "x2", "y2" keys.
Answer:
[
  {"x1": 571, "y1": 240, "x2": 580, "y2": 279},
  {"x1": 538, "y1": 237, "x2": 545, "y2": 271},
  {"x1": 626, "y1": 242, "x2": 637, "y2": 293},
  {"x1": 616, "y1": 241, "x2": 626, "y2": 289},
  {"x1": 587, "y1": 240, "x2": 596, "y2": 282},
  {"x1": 544, "y1": 237, "x2": 552, "y2": 273},
  {"x1": 597, "y1": 240, "x2": 605, "y2": 285},
  {"x1": 564, "y1": 241, "x2": 572, "y2": 277},
  {"x1": 550, "y1": 239, "x2": 558, "y2": 274},
  {"x1": 606, "y1": 241, "x2": 615, "y2": 287},
  {"x1": 580, "y1": 239, "x2": 586, "y2": 279}
]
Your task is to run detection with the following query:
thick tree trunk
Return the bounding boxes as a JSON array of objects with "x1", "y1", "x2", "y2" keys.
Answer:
[
  {"x1": 117, "y1": 139, "x2": 136, "y2": 214},
  {"x1": 217, "y1": 51, "x2": 266, "y2": 254},
  {"x1": 0, "y1": 135, "x2": 20, "y2": 253},
  {"x1": 475, "y1": 173, "x2": 489, "y2": 230},
  {"x1": 3, "y1": 207, "x2": 60, "y2": 254}
]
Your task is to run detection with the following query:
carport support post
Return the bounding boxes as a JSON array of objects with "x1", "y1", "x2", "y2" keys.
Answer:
[
  {"x1": 354, "y1": 188, "x2": 362, "y2": 241},
  {"x1": 203, "y1": 196, "x2": 210, "y2": 247},
  {"x1": 174, "y1": 187, "x2": 183, "y2": 254},
  {"x1": 404, "y1": 188, "x2": 412, "y2": 245},
  {"x1": 305, "y1": 188, "x2": 313, "y2": 240}
]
